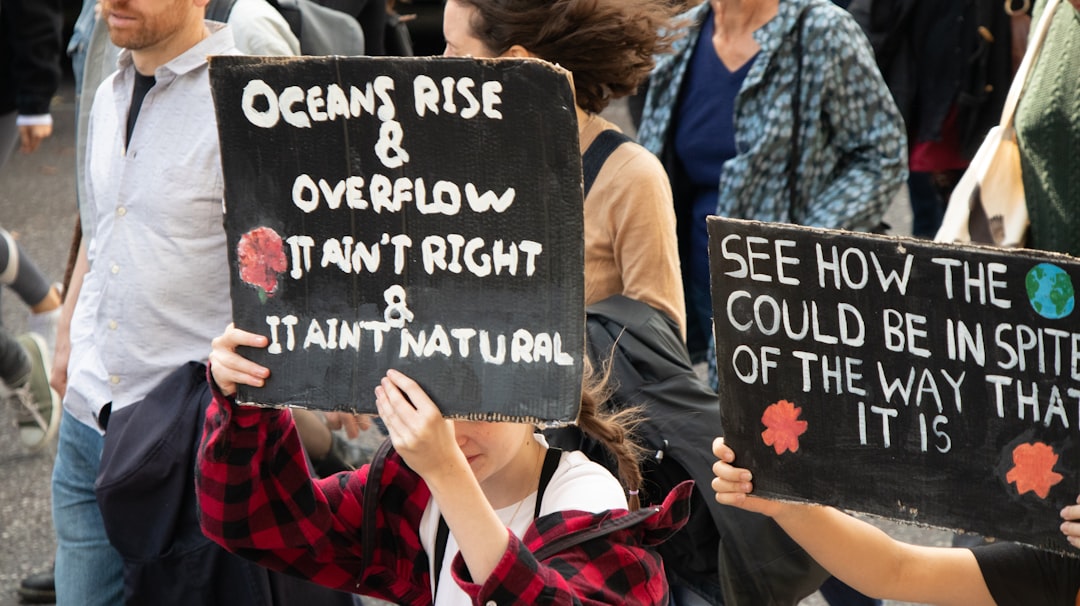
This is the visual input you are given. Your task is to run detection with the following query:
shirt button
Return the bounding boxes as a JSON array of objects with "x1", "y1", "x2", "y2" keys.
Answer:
[
  {"x1": 109, "y1": 375, "x2": 121, "y2": 385},
  {"x1": 111, "y1": 264, "x2": 120, "y2": 274},
  {"x1": 117, "y1": 206, "x2": 127, "y2": 216},
  {"x1": 108, "y1": 320, "x2": 118, "y2": 330}
]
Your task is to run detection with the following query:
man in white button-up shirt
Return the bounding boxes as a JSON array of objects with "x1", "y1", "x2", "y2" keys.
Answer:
[{"x1": 49, "y1": 1, "x2": 237, "y2": 603}]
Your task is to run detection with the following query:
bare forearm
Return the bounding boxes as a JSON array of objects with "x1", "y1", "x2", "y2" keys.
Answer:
[
  {"x1": 51, "y1": 242, "x2": 87, "y2": 395},
  {"x1": 60, "y1": 243, "x2": 87, "y2": 327},
  {"x1": 713, "y1": 438, "x2": 993, "y2": 606},
  {"x1": 770, "y1": 503, "x2": 994, "y2": 606}
]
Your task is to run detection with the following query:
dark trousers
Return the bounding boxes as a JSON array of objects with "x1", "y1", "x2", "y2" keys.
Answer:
[
  {"x1": 908, "y1": 170, "x2": 963, "y2": 239},
  {"x1": 0, "y1": 224, "x2": 51, "y2": 388}
]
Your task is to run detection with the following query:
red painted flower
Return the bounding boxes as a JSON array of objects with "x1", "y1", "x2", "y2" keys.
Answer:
[
  {"x1": 1005, "y1": 442, "x2": 1063, "y2": 499},
  {"x1": 237, "y1": 226, "x2": 288, "y2": 298},
  {"x1": 761, "y1": 399, "x2": 808, "y2": 455}
]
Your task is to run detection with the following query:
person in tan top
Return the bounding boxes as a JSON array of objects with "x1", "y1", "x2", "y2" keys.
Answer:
[
  {"x1": 442, "y1": 0, "x2": 686, "y2": 339},
  {"x1": 577, "y1": 112, "x2": 686, "y2": 338}
]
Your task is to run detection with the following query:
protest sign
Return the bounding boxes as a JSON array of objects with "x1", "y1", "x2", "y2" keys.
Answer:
[
  {"x1": 209, "y1": 56, "x2": 584, "y2": 423},
  {"x1": 709, "y1": 217, "x2": 1080, "y2": 552}
]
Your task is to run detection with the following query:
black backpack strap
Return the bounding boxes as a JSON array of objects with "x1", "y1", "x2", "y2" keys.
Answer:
[
  {"x1": 433, "y1": 517, "x2": 450, "y2": 594},
  {"x1": 533, "y1": 446, "x2": 561, "y2": 518},
  {"x1": 432, "y1": 447, "x2": 562, "y2": 594},
  {"x1": 205, "y1": 0, "x2": 239, "y2": 24},
  {"x1": 582, "y1": 129, "x2": 633, "y2": 199},
  {"x1": 360, "y1": 437, "x2": 395, "y2": 576}
]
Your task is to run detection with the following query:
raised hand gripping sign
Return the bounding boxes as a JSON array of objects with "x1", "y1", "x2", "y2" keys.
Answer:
[
  {"x1": 708, "y1": 217, "x2": 1079, "y2": 553},
  {"x1": 210, "y1": 56, "x2": 584, "y2": 424}
]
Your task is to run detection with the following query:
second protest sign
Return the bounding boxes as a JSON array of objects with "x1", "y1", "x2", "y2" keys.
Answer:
[{"x1": 709, "y1": 217, "x2": 1079, "y2": 553}]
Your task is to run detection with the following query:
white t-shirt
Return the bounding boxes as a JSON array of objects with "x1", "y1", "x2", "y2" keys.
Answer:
[{"x1": 419, "y1": 435, "x2": 628, "y2": 605}]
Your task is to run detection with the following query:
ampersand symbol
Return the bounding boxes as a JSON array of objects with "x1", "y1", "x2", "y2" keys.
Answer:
[
  {"x1": 375, "y1": 120, "x2": 410, "y2": 169},
  {"x1": 383, "y1": 285, "x2": 415, "y2": 328}
]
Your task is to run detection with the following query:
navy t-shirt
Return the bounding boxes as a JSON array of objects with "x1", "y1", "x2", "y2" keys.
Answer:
[{"x1": 673, "y1": 11, "x2": 755, "y2": 333}]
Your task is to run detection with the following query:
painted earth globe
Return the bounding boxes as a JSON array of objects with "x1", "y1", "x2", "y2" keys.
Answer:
[{"x1": 1025, "y1": 263, "x2": 1075, "y2": 320}]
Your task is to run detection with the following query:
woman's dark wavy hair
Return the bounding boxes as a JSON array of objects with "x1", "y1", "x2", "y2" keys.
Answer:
[
  {"x1": 578, "y1": 354, "x2": 646, "y2": 510},
  {"x1": 454, "y1": 0, "x2": 680, "y2": 113}
]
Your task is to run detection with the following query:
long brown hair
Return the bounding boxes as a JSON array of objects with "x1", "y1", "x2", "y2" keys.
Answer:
[
  {"x1": 453, "y1": 0, "x2": 680, "y2": 114},
  {"x1": 578, "y1": 356, "x2": 646, "y2": 510}
]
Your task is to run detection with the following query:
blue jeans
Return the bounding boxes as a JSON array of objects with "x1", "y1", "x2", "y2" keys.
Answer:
[
  {"x1": 67, "y1": 0, "x2": 99, "y2": 94},
  {"x1": 52, "y1": 410, "x2": 124, "y2": 605}
]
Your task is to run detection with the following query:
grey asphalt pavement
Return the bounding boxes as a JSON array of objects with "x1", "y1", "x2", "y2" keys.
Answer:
[
  {"x1": 0, "y1": 76, "x2": 79, "y2": 606},
  {"x1": 0, "y1": 76, "x2": 939, "y2": 606}
]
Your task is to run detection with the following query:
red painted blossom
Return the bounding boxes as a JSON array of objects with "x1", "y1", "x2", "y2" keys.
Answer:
[
  {"x1": 237, "y1": 226, "x2": 288, "y2": 297},
  {"x1": 1006, "y1": 442, "x2": 1063, "y2": 499},
  {"x1": 760, "y1": 399, "x2": 808, "y2": 455}
]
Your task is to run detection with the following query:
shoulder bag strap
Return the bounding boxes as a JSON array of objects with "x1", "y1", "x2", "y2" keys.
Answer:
[
  {"x1": 999, "y1": 0, "x2": 1060, "y2": 128},
  {"x1": 787, "y1": 6, "x2": 812, "y2": 223},
  {"x1": 205, "y1": 0, "x2": 239, "y2": 23},
  {"x1": 432, "y1": 447, "x2": 562, "y2": 594}
]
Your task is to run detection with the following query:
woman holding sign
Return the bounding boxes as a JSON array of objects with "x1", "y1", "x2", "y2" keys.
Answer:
[
  {"x1": 442, "y1": 0, "x2": 688, "y2": 339},
  {"x1": 196, "y1": 324, "x2": 690, "y2": 605},
  {"x1": 712, "y1": 438, "x2": 1080, "y2": 606}
]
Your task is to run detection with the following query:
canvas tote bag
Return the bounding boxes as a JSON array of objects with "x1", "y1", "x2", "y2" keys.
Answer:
[{"x1": 935, "y1": 0, "x2": 1059, "y2": 248}]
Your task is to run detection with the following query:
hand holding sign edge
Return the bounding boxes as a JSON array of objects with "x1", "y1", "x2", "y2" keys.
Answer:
[
  {"x1": 209, "y1": 323, "x2": 270, "y2": 396},
  {"x1": 712, "y1": 437, "x2": 787, "y2": 519}
]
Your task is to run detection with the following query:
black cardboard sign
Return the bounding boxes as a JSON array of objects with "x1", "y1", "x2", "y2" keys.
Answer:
[
  {"x1": 209, "y1": 56, "x2": 584, "y2": 423},
  {"x1": 708, "y1": 217, "x2": 1080, "y2": 553}
]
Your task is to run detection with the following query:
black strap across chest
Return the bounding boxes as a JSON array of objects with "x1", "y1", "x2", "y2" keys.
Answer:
[
  {"x1": 432, "y1": 447, "x2": 562, "y2": 595},
  {"x1": 582, "y1": 129, "x2": 633, "y2": 198}
]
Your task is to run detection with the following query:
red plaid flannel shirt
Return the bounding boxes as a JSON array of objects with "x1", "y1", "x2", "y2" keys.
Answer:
[{"x1": 197, "y1": 383, "x2": 692, "y2": 605}]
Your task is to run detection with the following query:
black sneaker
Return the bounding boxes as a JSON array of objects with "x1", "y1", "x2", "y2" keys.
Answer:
[{"x1": 17, "y1": 565, "x2": 55, "y2": 604}]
